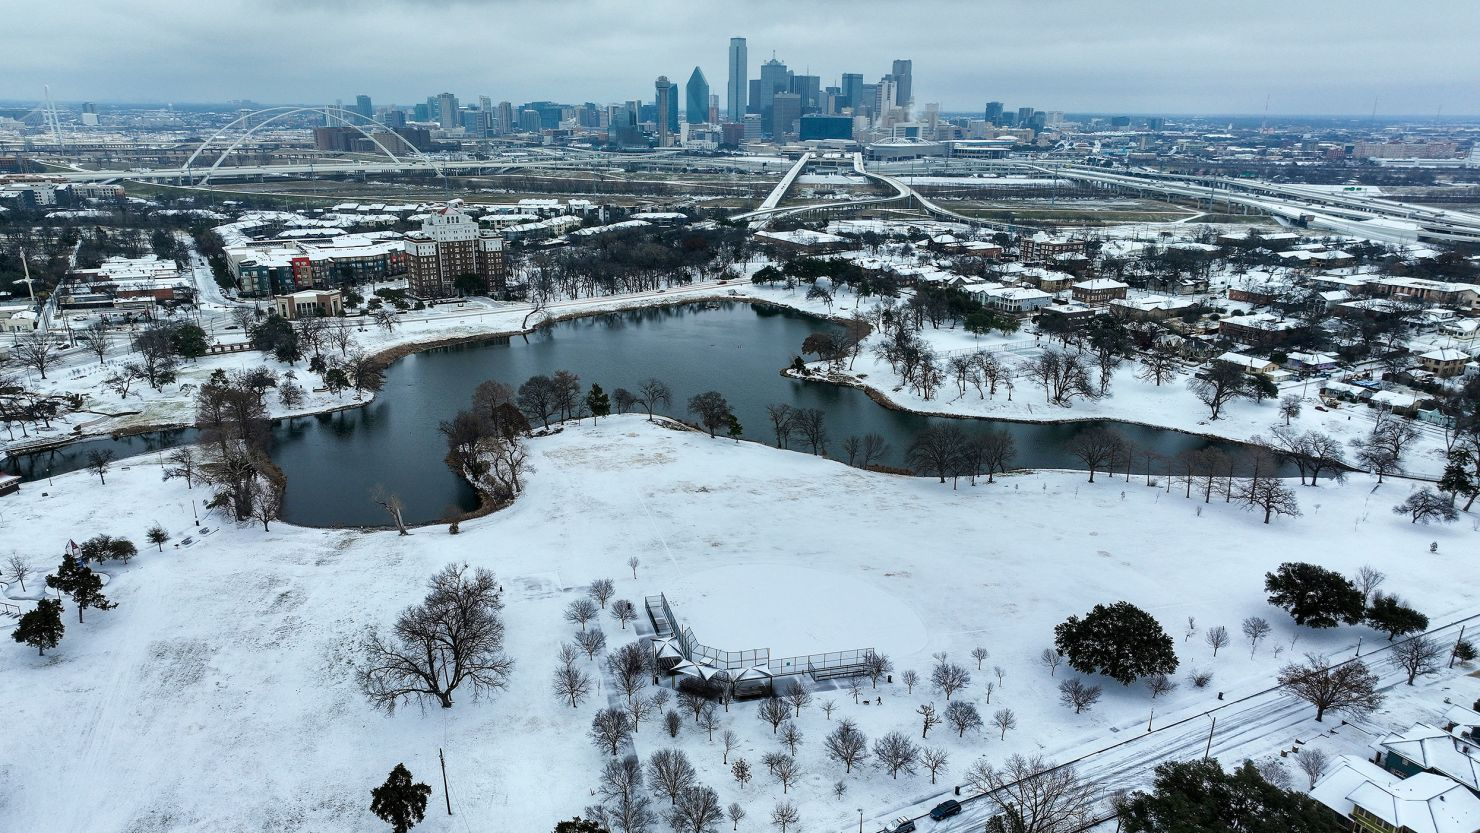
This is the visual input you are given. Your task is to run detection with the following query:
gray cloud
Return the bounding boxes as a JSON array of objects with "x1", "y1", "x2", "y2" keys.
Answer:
[{"x1": 5, "y1": 0, "x2": 1478, "y2": 115}]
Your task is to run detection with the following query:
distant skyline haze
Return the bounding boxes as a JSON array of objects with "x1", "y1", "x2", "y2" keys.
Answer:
[{"x1": 3, "y1": 0, "x2": 1478, "y2": 116}]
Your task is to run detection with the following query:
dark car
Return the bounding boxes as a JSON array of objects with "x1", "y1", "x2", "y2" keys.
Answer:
[{"x1": 929, "y1": 800, "x2": 961, "y2": 821}]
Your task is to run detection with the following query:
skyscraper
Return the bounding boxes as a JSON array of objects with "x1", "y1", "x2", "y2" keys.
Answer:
[
  {"x1": 771, "y1": 92, "x2": 800, "y2": 139},
  {"x1": 984, "y1": 101, "x2": 1004, "y2": 125},
  {"x1": 727, "y1": 37, "x2": 747, "y2": 122},
  {"x1": 685, "y1": 67, "x2": 710, "y2": 125},
  {"x1": 891, "y1": 59, "x2": 913, "y2": 109},
  {"x1": 497, "y1": 101, "x2": 514, "y2": 134},
  {"x1": 355, "y1": 95, "x2": 373, "y2": 120},
  {"x1": 655, "y1": 76, "x2": 674, "y2": 147},
  {"x1": 789, "y1": 74, "x2": 820, "y2": 111},
  {"x1": 841, "y1": 73, "x2": 864, "y2": 113},
  {"x1": 437, "y1": 92, "x2": 459, "y2": 129}
]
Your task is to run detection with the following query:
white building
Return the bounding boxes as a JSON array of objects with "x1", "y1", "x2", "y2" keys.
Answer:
[{"x1": 1312, "y1": 754, "x2": 1480, "y2": 833}]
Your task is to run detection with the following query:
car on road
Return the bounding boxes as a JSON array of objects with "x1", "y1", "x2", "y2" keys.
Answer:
[
  {"x1": 929, "y1": 801, "x2": 961, "y2": 821},
  {"x1": 879, "y1": 818, "x2": 915, "y2": 833}
]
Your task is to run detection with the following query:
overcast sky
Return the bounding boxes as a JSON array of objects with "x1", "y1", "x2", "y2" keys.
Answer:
[{"x1": 6, "y1": 0, "x2": 1479, "y2": 116}]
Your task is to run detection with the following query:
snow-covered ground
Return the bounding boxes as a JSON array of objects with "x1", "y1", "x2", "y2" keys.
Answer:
[
  {"x1": 3, "y1": 416, "x2": 1476, "y2": 832},
  {"x1": 732, "y1": 282, "x2": 1456, "y2": 479}
]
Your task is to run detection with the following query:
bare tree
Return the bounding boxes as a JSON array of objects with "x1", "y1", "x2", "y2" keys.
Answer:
[
  {"x1": 1257, "y1": 759, "x2": 1292, "y2": 790},
  {"x1": 846, "y1": 676, "x2": 864, "y2": 704},
  {"x1": 627, "y1": 691, "x2": 657, "y2": 733},
  {"x1": 611, "y1": 598, "x2": 638, "y2": 630},
  {"x1": 1146, "y1": 673, "x2": 1178, "y2": 699},
  {"x1": 971, "y1": 646, "x2": 989, "y2": 670},
  {"x1": 769, "y1": 801, "x2": 799, "y2": 833},
  {"x1": 779, "y1": 722, "x2": 803, "y2": 755},
  {"x1": 783, "y1": 680, "x2": 813, "y2": 717},
  {"x1": 918, "y1": 702, "x2": 943, "y2": 738},
  {"x1": 992, "y1": 708, "x2": 1018, "y2": 740},
  {"x1": 824, "y1": 719, "x2": 868, "y2": 774},
  {"x1": 370, "y1": 485, "x2": 410, "y2": 535},
  {"x1": 793, "y1": 407, "x2": 828, "y2": 455},
  {"x1": 994, "y1": 665, "x2": 1006, "y2": 687},
  {"x1": 821, "y1": 699, "x2": 837, "y2": 720},
  {"x1": 727, "y1": 803, "x2": 745, "y2": 831},
  {"x1": 577, "y1": 628, "x2": 607, "y2": 660},
  {"x1": 1278, "y1": 653, "x2": 1383, "y2": 721},
  {"x1": 5, "y1": 555, "x2": 34, "y2": 592},
  {"x1": 970, "y1": 754, "x2": 1097, "y2": 833},
  {"x1": 1039, "y1": 648, "x2": 1063, "y2": 677},
  {"x1": 665, "y1": 710, "x2": 683, "y2": 738},
  {"x1": 865, "y1": 651, "x2": 893, "y2": 688},
  {"x1": 722, "y1": 730, "x2": 740, "y2": 764},
  {"x1": 85, "y1": 448, "x2": 115, "y2": 485},
  {"x1": 628, "y1": 556, "x2": 640, "y2": 579},
  {"x1": 1185, "y1": 616, "x2": 1198, "y2": 642},
  {"x1": 356, "y1": 564, "x2": 512, "y2": 711},
  {"x1": 1391, "y1": 636, "x2": 1445, "y2": 685},
  {"x1": 900, "y1": 669, "x2": 919, "y2": 693},
  {"x1": 163, "y1": 446, "x2": 199, "y2": 489},
  {"x1": 589, "y1": 577, "x2": 616, "y2": 608},
  {"x1": 648, "y1": 749, "x2": 696, "y2": 804},
  {"x1": 699, "y1": 704, "x2": 722, "y2": 741},
  {"x1": 1297, "y1": 748, "x2": 1330, "y2": 789},
  {"x1": 1187, "y1": 361, "x2": 1251, "y2": 420},
  {"x1": 669, "y1": 786, "x2": 724, "y2": 833},
  {"x1": 922, "y1": 747, "x2": 949, "y2": 785},
  {"x1": 1058, "y1": 678, "x2": 1103, "y2": 714},
  {"x1": 1236, "y1": 475, "x2": 1302, "y2": 524},
  {"x1": 598, "y1": 753, "x2": 644, "y2": 805},
  {"x1": 1067, "y1": 427, "x2": 1125, "y2": 483},
  {"x1": 872, "y1": 732, "x2": 920, "y2": 779},
  {"x1": 757, "y1": 696, "x2": 789, "y2": 734},
  {"x1": 12, "y1": 332, "x2": 61, "y2": 379},
  {"x1": 945, "y1": 700, "x2": 983, "y2": 737},
  {"x1": 1279, "y1": 393, "x2": 1302, "y2": 425},
  {"x1": 77, "y1": 321, "x2": 111, "y2": 364},
  {"x1": 772, "y1": 755, "x2": 801, "y2": 793},
  {"x1": 558, "y1": 642, "x2": 581, "y2": 670},
  {"x1": 636, "y1": 378, "x2": 673, "y2": 422},
  {"x1": 1025, "y1": 349, "x2": 1098, "y2": 406},
  {"x1": 767, "y1": 404, "x2": 796, "y2": 449},
  {"x1": 1205, "y1": 625, "x2": 1230, "y2": 657},
  {"x1": 731, "y1": 758, "x2": 752, "y2": 789},
  {"x1": 553, "y1": 663, "x2": 593, "y2": 708},
  {"x1": 591, "y1": 708, "x2": 634, "y2": 755},
  {"x1": 566, "y1": 597, "x2": 599, "y2": 631},
  {"x1": 1355, "y1": 565, "x2": 1386, "y2": 605},
  {"x1": 1242, "y1": 616, "x2": 1272, "y2": 658},
  {"x1": 607, "y1": 642, "x2": 648, "y2": 702},
  {"x1": 931, "y1": 659, "x2": 971, "y2": 700}
]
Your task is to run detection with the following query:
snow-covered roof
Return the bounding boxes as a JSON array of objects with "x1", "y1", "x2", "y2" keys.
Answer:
[
  {"x1": 1216, "y1": 352, "x2": 1275, "y2": 370},
  {"x1": 1377, "y1": 724, "x2": 1480, "y2": 792},
  {"x1": 755, "y1": 229, "x2": 848, "y2": 247},
  {"x1": 1312, "y1": 754, "x2": 1480, "y2": 833},
  {"x1": 1421, "y1": 348, "x2": 1468, "y2": 362},
  {"x1": 1072, "y1": 278, "x2": 1128, "y2": 290}
]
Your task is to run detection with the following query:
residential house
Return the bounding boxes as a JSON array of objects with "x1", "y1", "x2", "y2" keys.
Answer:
[
  {"x1": 1311, "y1": 754, "x2": 1480, "y2": 833},
  {"x1": 1376, "y1": 723, "x2": 1480, "y2": 794},
  {"x1": 1215, "y1": 352, "x2": 1280, "y2": 375},
  {"x1": 1284, "y1": 351, "x2": 1340, "y2": 373},
  {"x1": 1218, "y1": 313, "x2": 1305, "y2": 347},
  {"x1": 980, "y1": 286, "x2": 1053, "y2": 316},
  {"x1": 1420, "y1": 349, "x2": 1470, "y2": 378},
  {"x1": 272, "y1": 289, "x2": 344, "y2": 320},
  {"x1": 1109, "y1": 295, "x2": 1200, "y2": 322},
  {"x1": 1070, "y1": 278, "x2": 1129, "y2": 305}
]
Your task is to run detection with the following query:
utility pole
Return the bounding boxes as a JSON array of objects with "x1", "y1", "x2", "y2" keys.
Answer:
[
  {"x1": 1204, "y1": 715, "x2": 1216, "y2": 759},
  {"x1": 1451, "y1": 625, "x2": 1467, "y2": 668},
  {"x1": 439, "y1": 748, "x2": 452, "y2": 816}
]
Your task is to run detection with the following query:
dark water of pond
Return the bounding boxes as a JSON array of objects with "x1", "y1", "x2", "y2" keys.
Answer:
[{"x1": 5, "y1": 302, "x2": 1258, "y2": 527}]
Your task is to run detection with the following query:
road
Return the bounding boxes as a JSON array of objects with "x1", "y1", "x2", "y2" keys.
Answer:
[{"x1": 869, "y1": 611, "x2": 1480, "y2": 833}]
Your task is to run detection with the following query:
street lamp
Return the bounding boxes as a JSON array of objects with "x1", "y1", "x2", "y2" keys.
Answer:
[{"x1": 858, "y1": 808, "x2": 863, "y2": 833}]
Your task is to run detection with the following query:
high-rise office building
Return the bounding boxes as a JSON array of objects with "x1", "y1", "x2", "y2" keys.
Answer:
[
  {"x1": 519, "y1": 109, "x2": 542, "y2": 133},
  {"x1": 771, "y1": 92, "x2": 801, "y2": 139},
  {"x1": 841, "y1": 73, "x2": 864, "y2": 112},
  {"x1": 789, "y1": 74, "x2": 820, "y2": 111},
  {"x1": 685, "y1": 67, "x2": 709, "y2": 125},
  {"x1": 984, "y1": 101, "x2": 1004, "y2": 125},
  {"x1": 437, "y1": 92, "x2": 459, "y2": 129},
  {"x1": 497, "y1": 101, "x2": 514, "y2": 134},
  {"x1": 758, "y1": 57, "x2": 790, "y2": 116},
  {"x1": 655, "y1": 76, "x2": 674, "y2": 147},
  {"x1": 708, "y1": 93, "x2": 719, "y2": 124},
  {"x1": 355, "y1": 95, "x2": 373, "y2": 120},
  {"x1": 413, "y1": 103, "x2": 430, "y2": 122},
  {"x1": 1016, "y1": 107, "x2": 1035, "y2": 128},
  {"x1": 383, "y1": 109, "x2": 407, "y2": 129},
  {"x1": 891, "y1": 59, "x2": 913, "y2": 109},
  {"x1": 727, "y1": 37, "x2": 748, "y2": 122},
  {"x1": 479, "y1": 95, "x2": 491, "y2": 113}
]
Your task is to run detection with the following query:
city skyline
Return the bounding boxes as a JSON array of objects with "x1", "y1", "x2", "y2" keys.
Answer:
[{"x1": 6, "y1": 0, "x2": 1480, "y2": 116}]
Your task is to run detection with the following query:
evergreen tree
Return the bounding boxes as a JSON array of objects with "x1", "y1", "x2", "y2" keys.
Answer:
[
  {"x1": 1053, "y1": 601, "x2": 1178, "y2": 685},
  {"x1": 1118, "y1": 758, "x2": 1345, "y2": 833},
  {"x1": 1264, "y1": 562, "x2": 1365, "y2": 628},
  {"x1": 586, "y1": 384, "x2": 611, "y2": 423},
  {"x1": 12, "y1": 598, "x2": 65, "y2": 655},
  {"x1": 46, "y1": 554, "x2": 116, "y2": 623},
  {"x1": 1438, "y1": 449, "x2": 1477, "y2": 508},
  {"x1": 370, "y1": 763, "x2": 431, "y2": 833},
  {"x1": 1365, "y1": 594, "x2": 1428, "y2": 640}
]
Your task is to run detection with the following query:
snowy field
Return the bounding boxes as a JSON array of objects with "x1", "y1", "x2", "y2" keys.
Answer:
[{"x1": 3, "y1": 416, "x2": 1477, "y2": 833}]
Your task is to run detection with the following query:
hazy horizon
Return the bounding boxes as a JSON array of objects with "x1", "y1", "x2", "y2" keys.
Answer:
[{"x1": 5, "y1": 0, "x2": 1479, "y2": 117}]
